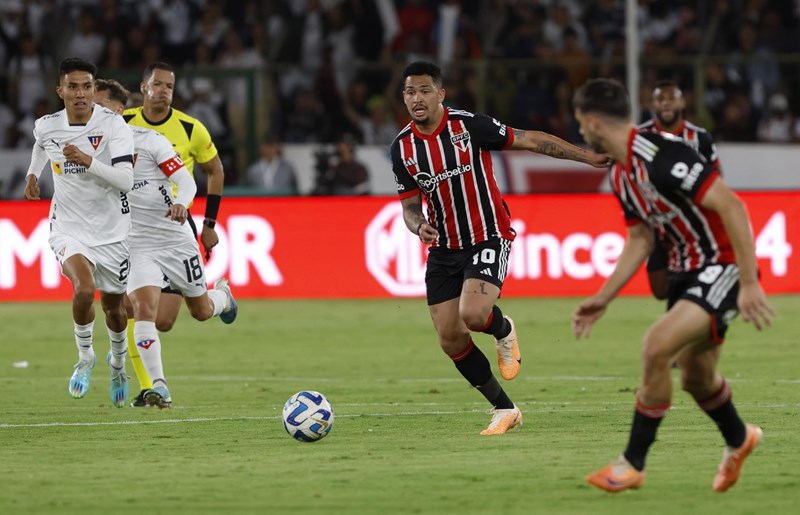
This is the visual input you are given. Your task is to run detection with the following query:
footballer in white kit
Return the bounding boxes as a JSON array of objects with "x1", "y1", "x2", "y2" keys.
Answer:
[
  {"x1": 94, "y1": 79, "x2": 237, "y2": 410},
  {"x1": 125, "y1": 126, "x2": 207, "y2": 297},
  {"x1": 24, "y1": 58, "x2": 135, "y2": 409},
  {"x1": 29, "y1": 103, "x2": 134, "y2": 293}
]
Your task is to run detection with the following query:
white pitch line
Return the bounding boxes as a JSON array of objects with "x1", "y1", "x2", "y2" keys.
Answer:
[{"x1": 2, "y1": 402, "x2": 797, "y2": 429}]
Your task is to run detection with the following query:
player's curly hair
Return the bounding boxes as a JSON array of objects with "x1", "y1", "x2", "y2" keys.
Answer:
[{"x1": 573, "y1": 78, "x2": 631, "y2": 120}]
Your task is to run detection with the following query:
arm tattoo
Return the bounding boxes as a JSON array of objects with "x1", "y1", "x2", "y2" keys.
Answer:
[
  {"x1": 536, "y1": 141, "x2": 571, "y2": 159},
  {"x1": 513, "y1": 128, "x2": 525, "y2": 141}
]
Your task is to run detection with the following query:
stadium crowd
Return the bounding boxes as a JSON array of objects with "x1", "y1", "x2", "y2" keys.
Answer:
[{"x1": 1, "y1": 0, "x2": 799, "y2": 183}]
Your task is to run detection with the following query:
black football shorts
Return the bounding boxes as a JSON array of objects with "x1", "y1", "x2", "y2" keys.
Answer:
[{"x1": 425, "y1": 238, "x2": 512, "y2": 305}]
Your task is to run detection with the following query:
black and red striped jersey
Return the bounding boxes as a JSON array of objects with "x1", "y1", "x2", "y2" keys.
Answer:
[
  {"x1": 390, "y1": 107, "x2": 515, "y2": 249},
  {"x1": 611, "y1": 129, "x2": 734, "y2": 273},
  {"x1": 637, "y1": 118, "x2": 721, "y2": 171}
]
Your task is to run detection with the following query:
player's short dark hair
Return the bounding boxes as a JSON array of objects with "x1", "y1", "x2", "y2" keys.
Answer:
[
  {"x1": 403, "y1": 61, "x2": 443, "y2": 87},
  {"x1": 143, "y1": 61, "x2": 174, "y2": 81},
  {"x1": 95, "y1": 79, "x2": 130, "y2": 105},
  {"x1": 654, "y1": 79, "x2": 680, "y2": 92},
  {"x1": 58, "y1": 57, "x2": 97, "y2": 82},
  {"x1": 573, "y1": 78, "x2": 631, "y2": 120}
]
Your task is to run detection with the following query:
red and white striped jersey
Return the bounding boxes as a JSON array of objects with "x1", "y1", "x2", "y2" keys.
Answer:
[
  {"x1": 637, "y1": 118, "x2": 721, "y2": 171},
  {"x1": 390, "y1": 107, "x2": 515, "y2": 249},
  {"x1": 610, "y1": 129, "x2": 734, "y2": 273}
]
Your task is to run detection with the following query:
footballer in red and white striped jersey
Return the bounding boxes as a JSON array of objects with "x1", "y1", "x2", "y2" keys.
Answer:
[
  {"x1": 638, "y1": 118, "x2": 720, "y2": 170},
  {"x1": 391, "y1": 107, "x2": 515, "y2": 250},
  {"x1": 637, "y1": 80, "x2": 721, "y2": 170},
  {"x1": 610, "y1": 129, "x2": 734, "y2": 273}
]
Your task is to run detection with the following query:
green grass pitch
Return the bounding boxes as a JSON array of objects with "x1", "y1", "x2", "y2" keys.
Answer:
[{"x1": 1, "y1": 296, "x2": 798, "y2": 514}]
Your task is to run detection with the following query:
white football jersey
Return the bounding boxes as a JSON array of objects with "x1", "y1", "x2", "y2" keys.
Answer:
[
  {"x1": 127, "y1": 126, "x2": 195, "y2": 250},
  {"x1": 33, "y1": 104, "x2": 134, "y2": 246}
]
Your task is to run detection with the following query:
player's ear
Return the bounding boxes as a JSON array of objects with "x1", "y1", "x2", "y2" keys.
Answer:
[
  {"x1": 56, "y1": 85, "x2": 63, "y2": 100},
  {"x1": 438, "y1": 86, "x2": 445, "y2": 103},
  {"x1": 140, "y1": 81, "x2": 146, "y2": 95}
]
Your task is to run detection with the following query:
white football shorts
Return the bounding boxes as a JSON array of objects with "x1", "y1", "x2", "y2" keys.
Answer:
[
  {"x1": 49, "y1": 232, "x2": 130, "y2": 294},
  {"x1": 126, "y1": 241, "x2": 208, "y2": 298}
]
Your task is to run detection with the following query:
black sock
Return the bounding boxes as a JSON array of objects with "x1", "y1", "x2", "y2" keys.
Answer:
[
  {"x1": 623, "y1": 403, "x2": 667, "y2": 471},
  {"x1": 697, "y1": 380, "x2": 746, "y2": 448},
  {"x1": 481, "y1": 305, "x2": 511, "y2": 340},
  {"x1": 452, "y1": 339, "x2": 514, "y2": 409}
]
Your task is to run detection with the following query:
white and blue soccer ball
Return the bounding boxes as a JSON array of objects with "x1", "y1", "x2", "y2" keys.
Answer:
[{"x1": 282, "y1": 390, "x2": 334, "y2": 442}]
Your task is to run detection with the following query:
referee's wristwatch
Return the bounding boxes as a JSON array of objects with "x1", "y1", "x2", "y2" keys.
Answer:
[{"x1": 203, "y1": 218, "x2": 216, "y2": 229}]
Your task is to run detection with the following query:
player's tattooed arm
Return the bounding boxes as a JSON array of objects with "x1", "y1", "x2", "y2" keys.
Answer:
[
  {"x1": 401, "y1": 195, "x2": 437, "y2": 244},
  {"x1": 510, "y1": 129, "x2": 609, "y2": 168}
]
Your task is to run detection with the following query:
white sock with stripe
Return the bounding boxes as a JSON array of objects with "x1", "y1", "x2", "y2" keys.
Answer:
[
  {"x1": 107, "y1": 326, "x2": 127, "y2": 369},
  {"x1": 74, "y1": 321, "x2": 95, "y2": 362}
]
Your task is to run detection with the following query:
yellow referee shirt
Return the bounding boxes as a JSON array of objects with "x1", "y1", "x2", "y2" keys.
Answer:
[{"x1": 123, "y1": 106, "x2": 218, "y2": 176}]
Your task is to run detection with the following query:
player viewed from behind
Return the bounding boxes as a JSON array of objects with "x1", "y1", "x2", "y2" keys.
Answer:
[
  {"x1": 23, "y1": 58, "x2": 134, "y2": 408},
  {"x1": 572, "y1": 78, "x2": 774, "y2": 493},
  {"x1": 638, "y1": 80, "x2": 723, "y2": 300},
  {"x1": 391, "y1": 61, "x2": 609, "y2": 435},
  {"x1": 123, "y1": 62, "x2": 227, "y2": 406},
  {"x1": 95, "y1": 80, "x2": 237, "y2": 409}
]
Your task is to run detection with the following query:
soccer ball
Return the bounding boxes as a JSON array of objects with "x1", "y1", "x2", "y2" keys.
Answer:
[{"x1": 282, "y1": 390, "x2": 334, "y2": 442}]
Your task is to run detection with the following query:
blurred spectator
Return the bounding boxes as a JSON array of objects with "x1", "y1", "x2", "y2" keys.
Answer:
[
  {"x1": 64, "y1": 7, "x2": 105, "y2": 63},
  {"x1": 193, "y1": 0, "x2": 230, "y2": 56},
  {"x1": 544, "y1": 4, "x2": 588, "y2": 52},
  {"x1": 485, "y1": 64, "x2": 518, "y2": 123},
  {"x1": 716, "y1": 93, "x2": 756, "y2": 141},
  {"x1": 555, "y1": 27, "x2": 592, "y2": 90},
  {"x1": 218, "y1": 28, "x2": 264, "y2": 172},
  {"x1": 283, "y1": 87, "x2": 328, "y2": 143},
  {"x1": 14, "y1": 97, "x2": 48, "y2": 149},
  {"x1": 7, "y1": 33, "x2": 50, "y2": 116},
  {"x1": 184, "y1": 80, "x2": 227, "y2": 140},
  {"x1": 313, "y1": 135, "x2": 369, "y2": 195},
  {"x1": 673, "y1": 4, "x2": 702, "y2": 54},
  {"x1": 0, "y1": 97, "x2": 13, "y2": 147},
  {"x1": 393, "y1": 0, "x2": 435, "y2": 59},
  {"x1": 244, "y1": 135, "x2": 299, "y2": 195},
  {"x1": 157, "y1": 0, "x2": 196, "y2": 65},
  {"x1": 726, "y1": 21, "x2": 780, "y2": 113},
  {"x1": 757, "y1": 93, "x2": 798, "y2": 142},
  {"x1": 347, "y1": 95, "x2": 399, "y2": 146}
]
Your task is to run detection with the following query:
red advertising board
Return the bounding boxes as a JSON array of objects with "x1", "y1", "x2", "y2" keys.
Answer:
[{"x1": 0, "y1": 193, "x2": 797, "y2": 301}]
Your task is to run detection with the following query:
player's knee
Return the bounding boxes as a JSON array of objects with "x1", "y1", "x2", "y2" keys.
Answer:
[
  {"x1": 155, "y1": 318, "x2": 175, "y2": 332},
  {"x1": 72, "y1": 286, "x2": 95, "y2": 307},
  {"x1": 187, "y1": 304, "x2": 212, "y2": 322},
  {"x1": 679, "y1": 371, "x2": 715, "y2": 397},
  {"x1": 641, "y1": 332, "x2": 672, "y2": 369},
  {"x1": 437, "y1": 330, "x2": 470, "y2": 355},
  {"x1": 459, "y1": 306, "x2": 490, "y2": 332}
]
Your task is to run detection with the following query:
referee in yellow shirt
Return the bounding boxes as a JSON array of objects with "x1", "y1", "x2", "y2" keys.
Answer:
[{"x1": 123, "y1": 61, "x2": 226, "y2": 406}]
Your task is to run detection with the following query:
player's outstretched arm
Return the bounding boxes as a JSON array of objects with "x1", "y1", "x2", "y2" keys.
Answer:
[
  {"x1": 401, "y1": 195, "x2": 437, "y2": 244},
  {"x1": 573, "y1": 222, "x2": 653, "y2": 339},
  {"x1": 699, "y1": 179, "x2": 776, "y2": 329},
  {"x1": 509, "y1": 128, "x2": 610, "y2": 168}
]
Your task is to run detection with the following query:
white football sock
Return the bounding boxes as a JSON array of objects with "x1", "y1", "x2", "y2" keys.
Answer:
[
  {"x1": 74, "y1": 321, "x2": 95, "y2": 362},
  {"x1": 133, "y1": 321, "x2": 165, "y2": 383},
  {"x1": 107, "y1": 326, "x2": 127, "y2": 369},
  {"x1": 208, "y1": 289, "x2": 227, "y2": 317}
]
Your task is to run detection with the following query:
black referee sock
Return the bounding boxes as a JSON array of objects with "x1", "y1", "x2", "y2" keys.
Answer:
[
  {"x1": 452, "y1": 339, "x2": 514, "y2": 409},
  {"x1": 482, "y1": 305, "x2": 512, "y2": 340},
  {"x1": 623, "y1": 402, "x2": 668, "y2": 471}
]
